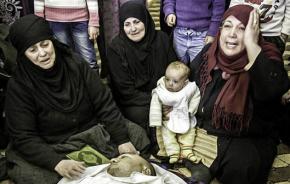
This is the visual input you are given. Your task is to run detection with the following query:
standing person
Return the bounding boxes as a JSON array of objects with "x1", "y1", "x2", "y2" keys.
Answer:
[
  {"x1": 230, "y1": 0, "x2": 290, "y2": 54},
  {"x1": 163, "y1": 0, "x2": 225, "y2": 64},
  {"x1": 159, "y1": 0, "x2": 172, "y2": 35},
  {"x1": 107, "y1": 1, "x2": 176, "y2": 130},
  {"x1": 34, "y1": 0, "x2": 99, "y2": 69},
  {"x1": 183, "y1": 5, "x2": 288, "y2": 183},
  {"x1": 5, "y1": 14, "x2": 150, "y2": 184},
  {"x1": 150, "y1": 61, "x2": 200, "y2": 164}
]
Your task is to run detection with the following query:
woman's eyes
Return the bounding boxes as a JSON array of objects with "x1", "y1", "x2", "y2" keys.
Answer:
[
  {"x1": 124, "y1": 21, "x2": 140, "y2": 26},
  {"x1": 239, "y1": 27, "x2": 245, "y2": 31},
  {"x1": 223, "y1": 24, "x2": 245, "y2": 32},
  {"x1": 223, "y1": 24, "x2": 232, "y2": 28},
  {"x1": 40, "y1": 41, "x2": 49, "y2": 47},
  {"x1": 29, "y1": 48, "x2": 36, "y2": 52}
]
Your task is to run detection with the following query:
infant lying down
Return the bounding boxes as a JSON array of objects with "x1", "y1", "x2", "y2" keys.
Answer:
[{"x1": 58, "y1": 154, "x2": 186, "y2": 184}]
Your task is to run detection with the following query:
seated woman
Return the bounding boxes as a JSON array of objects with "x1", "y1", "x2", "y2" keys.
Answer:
[
  {"x1": 107, "y1": 1, "x2": 176, "y2": 130},
  {"x1": 5, "y1": 14, "x2": 150, "y2": 184},
  {"x1": 184, "y1": 5, "x2": 289, "y2": 184}
]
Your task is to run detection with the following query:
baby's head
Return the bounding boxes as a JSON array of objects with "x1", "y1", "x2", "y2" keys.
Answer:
[
  {"x1": 164, "y1": 61, "x2": 190, "y2": 92},
  {"x1": 107, "y1": 154, "x2": 156, "y2": 177}
]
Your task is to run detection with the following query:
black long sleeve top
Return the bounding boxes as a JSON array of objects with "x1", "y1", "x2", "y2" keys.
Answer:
[
  {"x1": 5, "y1": 59, "x2": 130, "y2": 171},
  {"x1": 107, "y1": 31, "x2": 177, "y2": 107},
  {"x1": 190, "y1": 45, "x2": 289, "y2": 138}
]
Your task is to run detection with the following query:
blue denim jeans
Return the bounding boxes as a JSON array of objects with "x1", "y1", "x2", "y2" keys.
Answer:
[
  {"x1": 173, "y1": 27, "x2": 207, "y2": 64},
  {"x1": 49, "y1": 21, "x2": 97, "y2": 68}
]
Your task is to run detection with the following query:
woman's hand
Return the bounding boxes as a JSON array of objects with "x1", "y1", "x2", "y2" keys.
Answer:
[
  {"x1": 54, "y1": 160, "x2": 86, "y2": 180},
  {"x1": 118, "y1": 142, "x2": 139, "y2": 155},
  {"x1": 244, "y1": 9, "x2": 262, "y2": 71},
  {"x1": 281, "y1": 89, "x2": 290, "y2": 105},
  {"x1": 244, "y1": 9, "x2": 260, "y2": 47},
  {"x1": 162, "y1": 105, "x2": 172, "y2": 121}
]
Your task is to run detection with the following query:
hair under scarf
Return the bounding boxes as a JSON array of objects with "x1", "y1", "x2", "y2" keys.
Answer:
[{"x1": 200, "y1": 5, "x2": 281, "y2": 132}]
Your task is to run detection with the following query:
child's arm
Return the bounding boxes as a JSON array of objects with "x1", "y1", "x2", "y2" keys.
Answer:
[
  {"x1": 163, "y1": 0, "x2": 176, "y2": 27},
  {"x1": 34, "y1": 0, "x2": 45, "y2": 18},
  {"x1": 188, "y1": 85, "x2": 201, "y2": 116},
  {"x1": 149, "y1": 93, "x2": 163, "y2": 127}
]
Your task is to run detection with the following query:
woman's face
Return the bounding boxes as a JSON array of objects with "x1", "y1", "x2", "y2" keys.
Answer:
[
  {"x1": 123, "y1": 17, "x2": 145, "y2": 42},
  {"x1": 219, "y1": 15, "x2": 246, "y2": 57},
  {"x1": 24, "y1": 40, "x2": 56, "y2": 69}
]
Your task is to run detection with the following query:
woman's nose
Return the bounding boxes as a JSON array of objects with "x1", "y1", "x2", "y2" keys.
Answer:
[
  {"x1": 229, "y1": 27, "x2": 237, "y2": 37},
  {"x1": 130, "y1": 25, "x2": 137, "y2": 32},
  {"x1": 38, "y1": 48, "x2": 46, "y2": 56}
]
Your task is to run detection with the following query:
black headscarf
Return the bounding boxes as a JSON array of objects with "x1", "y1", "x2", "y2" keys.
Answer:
[
  {"x1": 9, "y1": 14, "x2": 84, "y2": 112},
  {"x1": 113, "y1": 1, "x2": 157, "y2": 88}
]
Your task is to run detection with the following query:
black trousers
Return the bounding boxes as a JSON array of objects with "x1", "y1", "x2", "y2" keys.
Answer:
[{"x1": 211, "y1": 137, "x2": 277, "y2": 184}]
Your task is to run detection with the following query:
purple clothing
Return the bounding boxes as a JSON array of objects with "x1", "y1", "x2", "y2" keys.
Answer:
[{"x1": 163, "y1": 0, "x2": 225, "y2": 36}]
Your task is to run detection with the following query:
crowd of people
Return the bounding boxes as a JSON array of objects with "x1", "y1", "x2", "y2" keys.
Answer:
[{"x1": 0, "y1": 0, "x2": 289, "y2": 184}]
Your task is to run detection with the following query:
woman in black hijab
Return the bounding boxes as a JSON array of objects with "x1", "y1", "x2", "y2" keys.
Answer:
[
  {"x1": 5, "y1": 14, "x2": 150, "y2": 184},
  {"x1": 107, "y1": 1, "x2": 176, "y2": 130}
]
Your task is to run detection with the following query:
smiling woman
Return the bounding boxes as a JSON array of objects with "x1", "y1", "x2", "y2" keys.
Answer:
[
  {"x1": 107, "y1": 1, "x2": 176, "y2": 131},
  {"x1": 123, "y1": 17, "x2": 146, "y2": 42}
]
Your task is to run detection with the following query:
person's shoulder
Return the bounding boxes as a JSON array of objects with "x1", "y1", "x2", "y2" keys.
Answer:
[
  {"x1": 202, "y1": 43, "x2": 211, "y2": 52},
  {"x1": 155, "y1": 30, "x2": 170, "y2": 40},
  {"x1": 154, "y1": 31, "x2": 172, "y2": 49},
  {"x1": 110, "y1": 35, "x2": 125, "y2": 48},
  {"x1": 6, "y1": 77, "x2": 31, "y2": 97}
]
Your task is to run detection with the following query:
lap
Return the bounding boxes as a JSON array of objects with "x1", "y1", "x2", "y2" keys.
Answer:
[
  {"x1": 6, "y1": 148, "x2": 61, "y2": 184},
  {"x1": 212, "y1": 137, "x2": 277, "y2": 184},
  {"x1": 6, "y1": 122, "x2": 150, "y2": 183}
]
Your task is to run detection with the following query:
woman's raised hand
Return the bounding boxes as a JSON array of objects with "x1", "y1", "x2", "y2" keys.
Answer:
[
  {"x1": 244, "y1": 9, "x2": 262, "y2": 71},
  {"x1": 244, "y1": 9, "x2": 260, "y2": 48},
  {"x1": 54, "y1": 160, "x2": 86, "y2": 180}
]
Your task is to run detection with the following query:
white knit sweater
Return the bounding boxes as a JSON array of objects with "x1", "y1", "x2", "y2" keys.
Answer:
[{"x1": 150, "y1": 77, "x2": 201, "y2": 134}]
